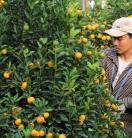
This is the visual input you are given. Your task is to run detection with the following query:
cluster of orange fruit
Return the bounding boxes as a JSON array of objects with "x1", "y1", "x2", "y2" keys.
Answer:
[
  {"x1": 3, "y1": 71, "x2": 28, "y2": 91},
  {"x1": 100, "y1": 112, "x2": 124, "y2": 129},
  {"x1": 82, "y1": 24, "x2": 100, "y2": 31},
  {"x1": 100, "y1": 100, "x2": 125, "y2": 129},
  {"x1": 31, "y1": 130, "x2": 66, "y2": 138}
]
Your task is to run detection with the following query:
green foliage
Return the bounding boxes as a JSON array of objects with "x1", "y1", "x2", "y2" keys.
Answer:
[{"x1": 0, "y1": 0, "x2": 129, "y2": 137}]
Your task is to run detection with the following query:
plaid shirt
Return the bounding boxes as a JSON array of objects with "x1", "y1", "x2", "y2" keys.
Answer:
[{"x1": 102, "y1": 48, "x2": 132, "y2": 132}]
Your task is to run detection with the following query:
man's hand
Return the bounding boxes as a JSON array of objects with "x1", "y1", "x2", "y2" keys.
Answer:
[{"x1": 118, "y1": 104, "x2": 126, "y2": 112}]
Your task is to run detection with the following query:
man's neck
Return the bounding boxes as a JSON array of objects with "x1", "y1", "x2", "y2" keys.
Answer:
[{"x1": 119, "y1": 51, "x2": 132, "y2": 62}]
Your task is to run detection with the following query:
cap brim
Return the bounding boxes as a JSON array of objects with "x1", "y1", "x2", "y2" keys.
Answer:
[{"x1": 104, "y1": 29, "x2": 127, "y2": 37}]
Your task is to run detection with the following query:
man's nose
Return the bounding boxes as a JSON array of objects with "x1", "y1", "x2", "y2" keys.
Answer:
[{"x1": 113, "y1": 39, "x2": 119, "y2": 46}]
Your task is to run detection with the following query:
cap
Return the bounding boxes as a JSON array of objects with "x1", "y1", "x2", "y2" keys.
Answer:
[{"x1": 104, "y1": 17, "x2": 132, "y2": 37}]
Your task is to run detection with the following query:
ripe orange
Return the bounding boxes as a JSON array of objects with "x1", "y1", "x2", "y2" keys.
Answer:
[
  {"x1": 47, "y1": 132, "x2": 53, "y2": 138},
  {"x1": 106, "y1": 35, "x2": 111, "y2": 40},
  {"x1": 15, "y1": 119, "x2": 22, "y2": 126},
  {"x1": 36, "y1": 116, "x2": 45, "y2": 124},
  {"x1": 101, "y1": 35, "x2": 107, "y2": 41},
  {"x1": 48, "y1": 60, "x2": 54, "y2": 68},
  {"x1": 97, "y1": 33, "x2": 103, "y2": 39},
  {"x1": 79, "y1": 115, "x2": 86, "y2": 122},
  {"x1": 39, "y1": 130, "x2": 46, "y2": 137},
  {"x1": 82, "y1": 38, "x2": 88, "y2": 43},
  {"x1": 89, "y1": 34, "x2": 95, "y2": 39},
  {"x1": 58, "y1": 134, "x2": 66, "y2": 138},
  {"x1": 79, "y1": 120, "x2": 84, "y2": 125},
  {"x1": 3, "y1": 71, "x2": 11, "y2": 79},
  {"x1": 21, "y1": 82, "x2": 27, "y2": 90},
  {"x1": 27, "y1": 96, "x2": 35, "y2": 104},
  {"x1": 74, "y1": 52, "x2": 82, "y2": 60},
  {"x1": 100, "y1": 45, "x2": 105, "y2": 49},
  {"x1": 91, "y1": 25, "x2": 96, "y2": 30},
  {"x1": 111, "y1": 103, "x2": 118, "y2": 111},
  {"x1": 86, "y1": 25, "x2": 92, "y2": 30},
  {"x1": 43, "y1": 112, "x2": 49, "y2": 119},
  {"x1": 119, "y1": 121, "x2": 125, "y2": 128},
  {"x1": 31, "y1": 129, "x2": 39, "y2": 137}
]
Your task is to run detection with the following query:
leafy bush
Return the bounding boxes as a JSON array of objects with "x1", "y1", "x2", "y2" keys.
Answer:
[{"x1": 0, "y1": 0, "x2": 128, "y2": 137}]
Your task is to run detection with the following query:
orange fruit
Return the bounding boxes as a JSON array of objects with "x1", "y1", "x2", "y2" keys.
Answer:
[
  {"x1": 36, "y1": 116, "x2": 45, "y2": 124},
  {"x1": 27, "y1": 96, "x2": 35, "y2": 104},
  {"x1": 31, "y1": 129, "x2": 39, "y2": 137},
  {"x1": 95, "y1": 24, "x2": 99, "y2": 28},
  {"x1": 103, "y1": 124, "x2": 109, "y2": 129},
  {"x1": 48, "y1": 60, "x2": 54, "y2": 68},
  {"x1": 91, "y1": 25, "x2": 96, "y2": 30},
  {"x1": 109, "y1": 121, "x2": 116, "y2": 127},
  {"x1": 81, "y1": 32, "x2": 86, "y2": 36},
  {"x1": 119, "y1": 121, "x2": 125, "y2": 128},
  {"x1": 15, "y1": 119, "x2": 22, "y2": 126},
  {"x1": 43, "y1": 112, "x2": 49, "y2": 119},
  {"x1": 18, "y1": 124, "x2": 24, "y2": 129},
  {"x1": 48, "y1": 132, "x2": 53, "y2": 138},
  {"x1": 76, "y1": 39, "x2": 81, "y2": 44},
  {"x1": 79, "y1": 115, "x2": 86, "y2": 122},
  {"x1": 58, "y1": 134, "x2": 66, "y2": 138},
  {"x1": 82, "y1": 26, "x2": 86, "y2": 30},
  {"x1": 101, "y1": 35, "x2": 107, "y2": 41},
  {"x1": 12, "y1": 106, "x2": 22, "y2": 115},
  {"x1": 82, "y1": 38, "x2": 88, "y2": 43},
  {"x1": 39, "y1": 130, "x2": 46, "y2": 137},
  {"x1": 79, "y1": 120, "x2": 84, "y2": 125},
  {"x1": 89, "y1": 34, "x2": 95, "y2": 39},
  {"x1": 74, "y1": 52, "x2": 82, "y2": 60},
  {"x1": 3, "y1": 71, "x2": 11, "y2": 79},
  {"x1": 1, "y1": 48, "x2": 8, "y2": 55},
  {"x1": 76, "y1": 10, "x2": 82, "y2": 16},
  {"x1": 97, "y1": 33, "x2": 103, "y2": 39},
  {"x1": 94, "y1": 79, "x2": 99, "y2": 84},
  {"x1": 106, "y1": 35, "x2": 111, "y2": 40},
  {"x1": 28, "y1": 63, "x2": 34, "y2": 69},
  {"x1": 111, "y1": 103, "x2": 118, "y2": 111},
  {"x1": 21, "y1": 82, "x2": 27, "y2": 90},
  {"x1": 86, "y1": 25, "x2": 92, "y2": 30},
  {"x1": 101, "y1": 114, "x2": 108, "y2": 120},
  {"x1": 100, "y1": 45, "x2": 105, "y2": 49}
]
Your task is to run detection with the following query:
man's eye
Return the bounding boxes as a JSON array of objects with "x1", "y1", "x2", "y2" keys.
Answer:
[{"x1": 117, "y1": 37, "x2": 123, "y2": 41}]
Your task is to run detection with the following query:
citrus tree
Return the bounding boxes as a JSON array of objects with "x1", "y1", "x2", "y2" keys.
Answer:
[{"x1": 0, "y1": 0, "x2": 128, "y2": 137}]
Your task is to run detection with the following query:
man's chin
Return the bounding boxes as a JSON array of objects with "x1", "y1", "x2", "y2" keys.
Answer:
[{"x1": 116, "y1": 49, "x2": 122, "y2": 54}]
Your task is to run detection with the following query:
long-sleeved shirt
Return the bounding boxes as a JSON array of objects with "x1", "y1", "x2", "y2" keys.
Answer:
[{"x1": 102, "y1": 48, "x2": 132, "y2": 131}]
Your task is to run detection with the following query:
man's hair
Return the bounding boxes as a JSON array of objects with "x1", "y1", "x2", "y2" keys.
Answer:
[{"x1": 128, "y1": 33, "x2": 132, "y2": 38}]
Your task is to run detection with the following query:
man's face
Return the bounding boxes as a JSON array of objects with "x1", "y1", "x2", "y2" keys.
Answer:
[{"x1": 112, "y1": 34, "x2": 132, "y2": 55}]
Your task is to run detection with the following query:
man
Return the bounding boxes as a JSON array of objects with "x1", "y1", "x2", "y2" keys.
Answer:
[{"x1": 103, "y1": 17, "x2": 132, "y2": 133}]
